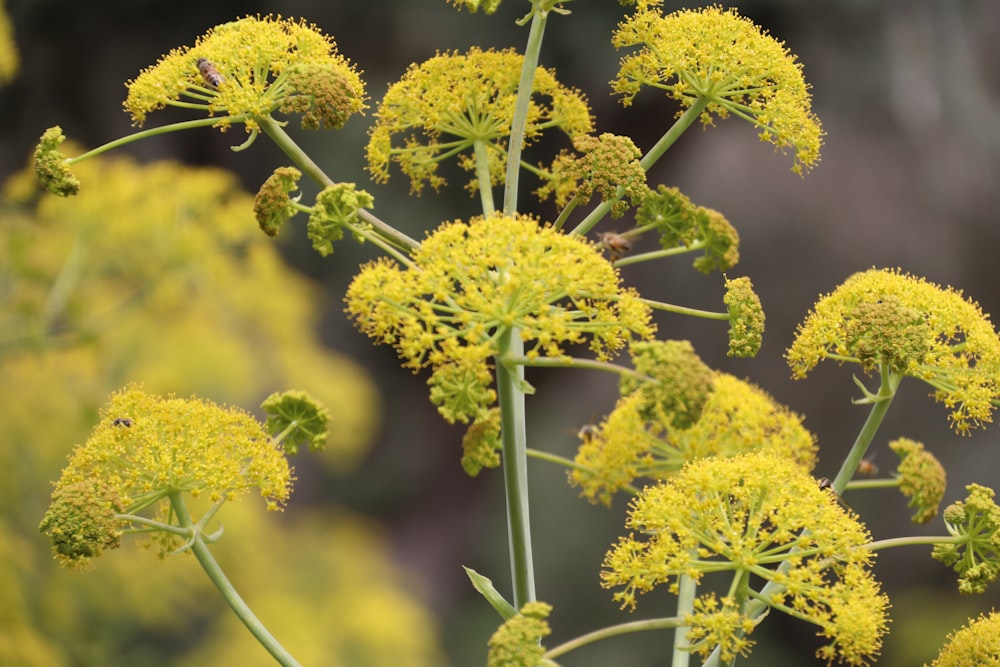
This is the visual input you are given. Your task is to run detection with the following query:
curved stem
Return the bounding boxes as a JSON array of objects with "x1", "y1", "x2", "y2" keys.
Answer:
[
  {"x1": 495, "y1": 328, "x2": 536, "y2": 608},
  {"x1": 505, "y1": 354, "x2": 655, "y2": 383},
  {"x1": 831, "y1": 366, "x2": 901, "y2": 494},
  {"x1": 256, "y1": 115, "x2": 419, "y2": 253},
  {"x1": 66, "y1": 116, "x2": 247, "y2": 164},
  {"x1": 502, "y1": 7, "x2": 548, "y2": 215},
  {"x1": 639, "y1": 298, "x2": 729, "y2": 320},
  {"x1": 614, "y1": 240, "x2": 707, "y2": 268},
  {"x1": 544, "y1": 617, "x2": 681, "y2": 660},
  {"x1": 169, "y1": 494, "x2": 301, "y2": 667}
]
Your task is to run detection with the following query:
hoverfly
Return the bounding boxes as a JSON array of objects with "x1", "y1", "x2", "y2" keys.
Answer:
[{"x1": 112, "y1": 417, "x2": 133, "y2": 428}]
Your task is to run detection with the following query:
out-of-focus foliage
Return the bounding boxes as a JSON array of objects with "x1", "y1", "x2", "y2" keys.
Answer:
[{"x1": 0, "y1": 154, "x2": 443, "y2": 664}]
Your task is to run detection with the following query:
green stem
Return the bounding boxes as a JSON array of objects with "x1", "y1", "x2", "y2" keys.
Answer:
[
  {"x1": 570, "y1": 98, "x2": 711, "y2": 237},
  {"x1": 639, "y1": 298, "x2": 729, "y2": 320},
  {"x1": 66, "y1": 116, "x2": 247, "y2": 164},
  {"x1": 502, "y1": 7, "x2": 548, "y2": 215},
  {"x1": 613, "y1": 240, "x2": 707, "y2": 268},
  {"x1": 544, "y1": 617, "x2": 681, "y2": 660},
  {"x1": 495, "y1": 328, "x2": 536, "y2": 608},
  {"x1": 673, "y1": 574, "x2": 697, "y2": 667},
  {"x1": 506, "y1": 354, "x2": 655, "y2": 384},
  {"x1": 256, "y1": 115, "x2": 419, "y2": 253},
  {"x1": 831, "y1": 366, "x2": 901, "y2": 494},
  {"x1": 169, "y1": 494, "x2": 301, "y2": 667},
  {"x1": 866, "y1": 535, "x2": 956, "y2": 552},
  {"x1": 474, "y1": 139, "x2": 496, "y2": 217}
]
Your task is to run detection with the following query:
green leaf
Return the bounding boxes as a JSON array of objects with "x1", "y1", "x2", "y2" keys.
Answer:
[{"x1": 464, "y1": 566, "x2": 517, "y2": 620}]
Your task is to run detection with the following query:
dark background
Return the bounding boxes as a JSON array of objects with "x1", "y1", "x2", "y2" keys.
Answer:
[{"x1": 3, "y1": 1, "x2": 1000, "y2": 664}]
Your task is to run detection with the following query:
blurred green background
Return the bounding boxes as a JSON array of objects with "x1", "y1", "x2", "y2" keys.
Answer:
[{"x1": 2, "y1": 1, "x2": 1000, "y2": 665}]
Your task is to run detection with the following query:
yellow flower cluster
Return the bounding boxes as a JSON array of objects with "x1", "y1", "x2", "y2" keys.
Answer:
[
  {"x1": 927, "y1": 610, "x2": 1000, "y2": 667},
  {"x1": 124, "y1": 15, "x2": 366, "y2": 132},
  {"x1": 40, "y1": 386, "x2": 292, "y2": 563},
  {"x1": 486, "y1": 601, "x2": 552, "y2": 667},
  {"x1": 573, "y1": 368, "x2": 816, "y2": 505},
  {"x1": 787, "y1": 268, "x2": 1000, "y2": 433},
  {"x1": 888, "y1": 437, "x2": 946, "y2": 524},
  {"x1": 0, "y1": 0, "x2": 17, "y2": 84},
  {"x1": 724, "y1": 275, "x2": 765, "y2": 358},
  {"x1": 613, "y1": 5, "x2": 823, "y2": 174},
  {"x1": 603, "y1": 451, "x2": 888, "y2": 666},
  {"x1": 367, "y1": 47, "x2": 592, "y2": 193},
  {"x1": 345, "y1": 213, "x2": 653, "y2": 423}
]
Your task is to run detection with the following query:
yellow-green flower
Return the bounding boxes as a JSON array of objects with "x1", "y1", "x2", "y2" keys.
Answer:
[
  {"x1": 254, "y1": 166, "x2": 302, "y2": 236},
  {"x1": 888, "y1": 437, "x2": 946, "y2": 524},
  {"x1": 32, "y1": 126, "x2": 80, "y2": 196},
  {"x1": 307, "y1": 183, "x2": 375, "y2": 256},
  {"x1": 345, "y1": 213, "x2": 653, "y2": 423},
  {"x1": 573, "y1": 369, "x2": 816, "y2": 505},
  {"x1": 261, "y1": 389, "x2": 331, "y2": 455},
  {"x1": 724, "y1": 275, "x2": 764, "y2": 358},
  {"x1": 602, "y1": 451, "x2": 888, "y2": 666},
  {"x1": 39, "y1": 385, "x2": 292, "y2": 563},
  {"x1": 486, "y1": 601, "x2": 552, "y2": 667},
  {"x1": 536, "y1": 133, "x2": 647, "y2": 218},
  {"x1": 613, "y1": 5, "x2": 823, "y2": 174},
  {"x1": 932, "y1": 484, "x2": 1000, "y2": 595},
  {"x1": 124, "y1": 15, "x2": 366, "y2": 132},
  {"x1": 636, "y1": 185, "x2": 740, "y2": 274},
  {"x1": 447, "y1": 0, "x2": 503, "y2": 13},
  {"x1": 367, "y1": 47, "x2": 592, "y2": 193},
  {"x1": 461, "y1": 408, "x2": 502, "y2": 476},
  {"x1": 787, "y1": 268, "x2": 1000, "y2": 434},
  {"x1": 926, "y1": 610, "x2": 1000, "y2": 667}
]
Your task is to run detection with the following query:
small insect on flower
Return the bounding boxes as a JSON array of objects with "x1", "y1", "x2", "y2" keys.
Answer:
[
  {"x1": 598, "y1": 232, "x2": 633, "y2": 261},
  {"x1": 818, "y1": 477, "x2": 852, "y2": 511},
  {"x1": 576, "y1": 423, "x2": 599, "y2": 442},
  {"x1": 112, "y1": 418, "x2": 132, "y2": 428},
  {"x1": 856, "y1": 455, "x2": 879, "y2": 477},
  {"x1": 196, "y1": 58, "x2": 224, "y2": 88}
]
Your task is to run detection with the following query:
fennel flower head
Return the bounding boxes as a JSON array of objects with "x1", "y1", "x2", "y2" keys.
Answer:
[
  {"x1": 572, "y1": 344, "x2": 817, "y2": 506},
  {"x1": 613, "y1": 4, "x2": 822, "y2": 174},
  {"x1": 926, "y1": 610, "x2": 1000, "y2": 667},
  {"x1": 787, "y1": 268, "x2": 1000, "y2": 434},
  {"x1": 39, "y1": 385, "x2": 292, "y2": 567},
  {"x1": 602, "y1": 451, "x2": 889, "y2": 665},
  {"x1": 366, "y1": 47, "x2": 592, "y2": 193},
  {"x1": 124, "y1": 15, "x2": 366, "y2": 132},
  {"x1": 345, "y1": 213, "x2": 654, "y2": 424}
]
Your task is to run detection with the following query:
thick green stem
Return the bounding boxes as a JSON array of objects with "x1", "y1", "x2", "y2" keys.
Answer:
[
  {"x1": 473, "y1": 140, "x2": 496, "y2": 217},
  {"x1": 169, "y1": 495, "x2": 301, "y2": 667},
  {"x1": 256, "y1": 115, "x2": 419, "y2": 253},
  {"x1": 502, "y1": 8, "x2": 548, "y2": 215},
  {"x1": 831, "y1": 367, "x2": 901, "y2": 494},
  {"x1": 672, "y1": 573, "x2": 697, "y2": 667},
  {"x1": 495, "y1": 328, "x2": 536, "y2": 608}
]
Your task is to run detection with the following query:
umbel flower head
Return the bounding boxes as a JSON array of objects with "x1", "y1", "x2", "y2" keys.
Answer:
[
  {"x1": 124, "y1": 15, "x2": 366, "y2": 132},
  {"x1": 39, "y1": 385, "x2": 292, "y2": 566},
  {"x1": 613, "y1": 5, "x2": 823, "y2": 174},
  {"x1": 486, "y1": 601, "x2": 553, "y2": 667},
  {"x1": 345, "y1": 213, "x2": 654, "y2": 423},
  {"x1": 636, "y1": 185, "x2": 740, "y2": 274},
  {"x1": 33, "y1": 126, "x2": 80, "y2": 197},
  {"x1": 573, "y1": 363, "x2": 817, "y2": 506},
  {"x1": 888, "y1": 437, "x2": 946, "y2": 524},
  {"x1": 724, "y1": 276, "x2": 765, "y2": 358},
  {"x1": 932, "y1": 483, "x2": 1000, "y2": 595},
  {"x1": 367, "y1": 47, "x2": 593, "y2": 193},
  {"x1": 602, "y1": 451, "x2": 889, "y2": 665},
  {"x1": 787, "y1": 268, "x2": 1000, "y2": 434},
  {"x1": 926, "y1": 610, "x2": 1000, "y2": 667}
]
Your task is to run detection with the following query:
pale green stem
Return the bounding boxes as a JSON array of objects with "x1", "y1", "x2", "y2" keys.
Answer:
[
  {"x1": 65, "y1": 116, "x2": 246, "y2": 165},
  {"x1": 831, "y1": 366, "x2": 901, "y2": 494},
  {"x1": 256, "y1": 115, "x2": 419, "y2": 253},
  {"x1": 673, "y1": 573, "x2": 697, "y2": 667},
  {"x1": 867, "y1": 535, "x2": 956, "y2": 551},
  {"x1": 495, "y1": 328, "x2": 536, "y2": 607},
  {"x1": 169, "y1": 494, "x2": 301, "y2": 667},
  {"x1": 506, "y1": 354, "x2": 655, "y2": 384},
  {"x1": 502, "y1": 7, "x2": 548, "y2": 215},
  {"x1": 614, "y1": 240, "x2": 707, "y2": 268},
  {"x1": 544, "y1": 617, "x2": 681, "y2": 661},
  {"x1": 570, "y1": 98, "x2": 711, "y2": 237},
  {"x1": 639, "y1": 298, "x2": 729, "y2": 320},
  {"x1": 473, "y1": 140, "x2": 496, "y2": 217}
]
